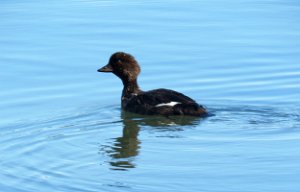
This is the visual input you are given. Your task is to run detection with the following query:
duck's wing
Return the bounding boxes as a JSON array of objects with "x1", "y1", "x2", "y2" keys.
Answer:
[
  {"x1": 131, "y1": 89, "x2": 196, "y2": 106},
  {"x1": 124, "y1": 89, "x2": 202, "y2": 115}
]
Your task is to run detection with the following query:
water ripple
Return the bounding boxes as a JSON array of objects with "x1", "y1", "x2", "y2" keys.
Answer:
[{"x1": 1, "y1": 0, "x2": 300, "y2": 191}]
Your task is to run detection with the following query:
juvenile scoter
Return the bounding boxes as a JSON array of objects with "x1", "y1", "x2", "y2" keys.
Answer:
[{"x1": 98, "y1": 52, "x2": 207, "y2": 117}]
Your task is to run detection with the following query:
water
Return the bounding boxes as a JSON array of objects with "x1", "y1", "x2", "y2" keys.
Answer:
[{"x1": 1, "y1": 0, "x2": 300, "y2": 191}]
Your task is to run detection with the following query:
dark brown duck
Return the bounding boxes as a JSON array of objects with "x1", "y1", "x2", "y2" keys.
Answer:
[{"x1": 98, "y1": 52, "x2": 207, "y2": 117}]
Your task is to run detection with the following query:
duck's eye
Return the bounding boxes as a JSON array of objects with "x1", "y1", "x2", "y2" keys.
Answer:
[{"x1": 117, "y1": 59, "x2": 122, "y2": 63}]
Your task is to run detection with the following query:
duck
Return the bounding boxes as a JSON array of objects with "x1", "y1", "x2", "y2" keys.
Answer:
[{"x1": 97, "y1": 52, "x2": 207, "y2": 117}]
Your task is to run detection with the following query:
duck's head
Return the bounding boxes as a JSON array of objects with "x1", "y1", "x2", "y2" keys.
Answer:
[{"x1": 98, "y1": 52, "x2": 141, "y2": 82}]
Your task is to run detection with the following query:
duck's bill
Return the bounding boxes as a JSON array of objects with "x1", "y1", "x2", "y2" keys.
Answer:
[{"x1": 98, "y1": 64, "x2": 113, "y2": 72}]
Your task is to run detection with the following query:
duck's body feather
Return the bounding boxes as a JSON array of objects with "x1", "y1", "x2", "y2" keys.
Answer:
[{"x1": 124, "y1": 89, "x2": 207, "y2": 116}]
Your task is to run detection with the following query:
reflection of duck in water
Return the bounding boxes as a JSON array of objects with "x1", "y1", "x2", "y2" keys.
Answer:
[
  {"x1": 107, "y1": 115, "x2": 141, "y2": 171},
  {"x1": 98, "y1": 52, "x2": 207, "y2": 117},
  {"x1": 101, "y1": 112, "x2": 203, "y2": 171}
]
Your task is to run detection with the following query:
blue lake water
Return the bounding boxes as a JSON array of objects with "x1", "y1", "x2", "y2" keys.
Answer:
[{"x1": 1, "y1": 0, "x2": 300, "y2": 191}]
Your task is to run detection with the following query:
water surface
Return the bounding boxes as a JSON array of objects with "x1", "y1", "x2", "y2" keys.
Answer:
[{"x1": 1, "y1": 0, "x2": 300, "y2": 192}]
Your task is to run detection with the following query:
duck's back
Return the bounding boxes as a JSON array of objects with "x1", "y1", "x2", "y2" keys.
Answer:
[{"x1": 124, "y1": 89, "x2": 207, "y2": 116}]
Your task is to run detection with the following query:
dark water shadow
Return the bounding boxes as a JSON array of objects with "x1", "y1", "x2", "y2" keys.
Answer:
[{"x1": 101, "y1": 112, "x2": 206, "y2": 171}]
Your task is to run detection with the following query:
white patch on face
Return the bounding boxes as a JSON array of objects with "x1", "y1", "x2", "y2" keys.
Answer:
[{"x1": 155, "y1": 101, "x2": 181, "y2": 107}]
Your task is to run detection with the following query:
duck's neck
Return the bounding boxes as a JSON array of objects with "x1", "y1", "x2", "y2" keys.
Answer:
[{"x1": 121, "y1": 79, "x2": 141, "y2": 108}]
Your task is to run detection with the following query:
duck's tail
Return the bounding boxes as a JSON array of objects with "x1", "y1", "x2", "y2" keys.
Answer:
[{"x1": 174, "y1": 104, "x2": 208, "y2": 117}]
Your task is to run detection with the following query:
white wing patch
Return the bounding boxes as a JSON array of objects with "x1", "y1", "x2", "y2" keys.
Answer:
[{"x1": 155, "y1": 101, "x2": 181, "y2": 107}]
